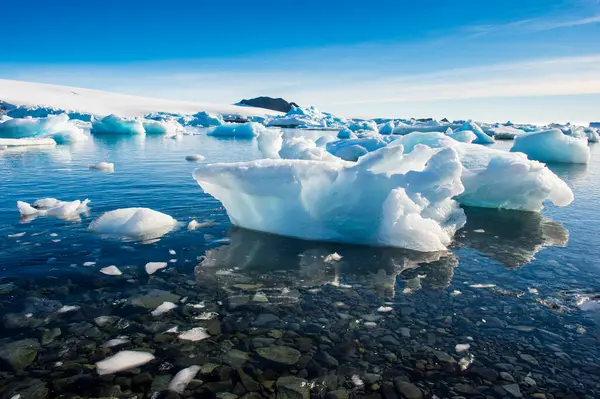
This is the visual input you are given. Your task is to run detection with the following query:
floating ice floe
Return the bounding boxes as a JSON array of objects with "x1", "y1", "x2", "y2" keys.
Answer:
[
  {"x1": 145, "y1": 262, "x2": 168, "y2": 275},
  {"x1": 169, "y1": 365, "x2": 201, "y2": 393},
  {"x1": 510, "y1": 129, "x2": 590, "y2": 164},
  {"x1": 337, "y1": 128, "x2": 357, "y2": 140},
  {"x1": 455, "y1": 121, "x2": 494, "y2": 144},
  {"x1": 185, "y1": 154, "x2": 205, "y2": 162},
  {"x1": 142, "y1": 119, "x2": 181, "y2": 135},
  {"x1": 277, "y1": 136, "x2": 339, "y2": 161},
  {"x1": 455, "y1": 343, "x2": 471, "y2": 353},
  {"x1": 379, "y1": 121, "x2": 395, "y2": 135},
  {"x1": 100, "y1": 265, "x2": 123, "y2": 276},
  {"x1": 486, "y1": 125, "x2": 526, "y2": 140},
  {"x1": 447, "y1": 129, "x2": 476, "y2": 143},
  {"x1": 178, "y1": 327, "x2": 210, "y2": 341},
  {"x1": 151, "y1": 301, "x2": 178, "y2": 316},
  {"x1": 187, "y1": 111, "x2": 224, "y2": 127},
  {"x1": 95, "y1": 350, "x2": 155, "y2": 375},
  {"x1": 267, "y1": 105, "x2": 345, "y2": 129},
  {"x1": 0, "y1": 114, "x2": 86, "y2": 144},
  {"x1": 207, "y1": 122, "x2": 264, "y2": 138},
  {"x1": 256, "y1": 128, "x2": 283, "y2": 158},
  {"x1": 194, "y1": 144, "x2": 467, "y2": 252},
  {"x1": 348, "y1": 120, "x2": 378, "y2": 133},
  {"x1": 88, "y1": 208, "x2": 177, "y2": 241},
  {"x1": 57, "y1": 305, "x2": 80, "y2": 313},
  {"x1": 89, "y1": 162, "x2": 115, "y2": 172},
  {"x1": 91, "y1": 114, "x2": 145, "y2": 135},
  {"x1": 17, "y1": 198, "x2": 90, "y2": 220},
  {"x1": 389, "y1": 132, "x2": 573, "y2": 211}
]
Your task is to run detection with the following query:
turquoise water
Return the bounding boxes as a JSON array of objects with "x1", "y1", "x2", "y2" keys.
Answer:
[{"x1": 1, "y1": 131, "x2": 599, "y2": 398}]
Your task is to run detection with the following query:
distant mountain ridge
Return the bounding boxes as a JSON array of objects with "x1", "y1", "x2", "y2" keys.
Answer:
[{"x1": 237, "y1": 96, "x2": 299, "y2": 113}]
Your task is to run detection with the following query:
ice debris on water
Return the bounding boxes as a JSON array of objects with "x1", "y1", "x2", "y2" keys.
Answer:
[
  {"x1": 185, "y1": 154, "x2": 205, "y2": 162},
  {"x1": 17, "y1": 198, "x2": 90, "y2": 220},
  {"x1": 178, "y1": 327, "x2": 210, "y2": 341},
  {"x1": 470, "y1": 284, "x2": 496, "y2": 288},
  {"x1": 187, "y1": 220, "x2": 200, "y2": 230},
  {"x1": 0, "y1": 114, "x2": 86, "y2": 144},
  {"x1": 8, "y1": 232, "x2": 26, "y2": 238},
  {"x1": 455, "y1": 343, "x2": 471, "y2": 353},
  {"x1": 83, "y1": 261, "x2": 96, "y2": 267},
  {"x1": 103, "y1": 338, "x2": 130, "y2": 348},
  {"x1": 459, "y1": 353, "x2": 475, "y2": 370},
  {"x1": 95, "y1": 350, "x2": 155, "y2": 375},
  {"x1": 57, "y1": 305, "x2": 80, "y2": 314},
  {"x1": 168, "y1": 365, "x2": 201, "y2": 393},
  {"x1": 322, "y1": 252, "x2": 342, "y2": 263},
  {"x1": 88, "y1": 208, "x2": 177, "y2": 241},
  {"x1": 100, "y1": 265, "x2": 122, "y2": 276},
  {"x1": 351, "y1": 374, "x2": 364, "y2": 387},
  {"x1": 169, "y1": 249, "x2": 176, "y2": 255},
  {"x1": 377, "y1": 306, "x2": 393, "y2": 313},
  {"x1": 151, "y1": 301, "x2": 178, "y2": 316},
  {"x1": 145, "y1": 262, "x2": 168, "y2": 275},
  {"x1": 89, "y1": 162, "x2": 115, "y2": 172}
]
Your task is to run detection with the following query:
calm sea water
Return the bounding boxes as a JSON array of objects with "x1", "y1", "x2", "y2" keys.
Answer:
[{"x1": 0, "y1": 130, "x2": 599, "y2": 398}]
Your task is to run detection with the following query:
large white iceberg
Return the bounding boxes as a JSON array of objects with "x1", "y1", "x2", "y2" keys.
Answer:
[
  {"x1": 0, "y1": 114, "x2": 86, "y2": 144},
  {"x1": 91, "y1": 114, "x2": 145, "y2": 135},
  {"x1": 510, "y1": 129, "x2": 590, "y2": 164},
  {"x1": 277, "y1": 136, "x2": 339, "y2": 161},
  {"x1": 207, "y1": 122, "x2": 264, "y2": 138},
  {"x1": 379, "y1": 121, "x2": 395, "y2": 135},
  {"x1": 88, "y1": 208, "x2": 177, "y2": 241},
  {"x1": 267, "y1": 105, "x2": 346, "y2": 129},
  {"x1": 256, "y1": 128, "x2": 283, "y2": 159},
  {"x1": 389, "y1": 132, "x2": 573, "y2": 211},
  {"x1": 194, "y1": 144, "x2": 467, "y2": 252}
]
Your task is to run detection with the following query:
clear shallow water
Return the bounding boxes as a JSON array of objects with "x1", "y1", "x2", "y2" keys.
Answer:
[{"x1": 1, "y1": 131, "x2": 599, "y2": 399}]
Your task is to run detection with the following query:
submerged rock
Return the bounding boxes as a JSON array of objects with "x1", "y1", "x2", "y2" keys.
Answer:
[
  {"x1": 276, "y1": 376, "x2": 310, "y2": 399},
  {"x1": 0, "y1": 338, "x2": 40, "y2": 371},
  {"x1": 256, "y1": 346, "x2": 301, "y2": 365},
  {"x1": 130, "y1": 289, "x2": 181, "y2": 309}
]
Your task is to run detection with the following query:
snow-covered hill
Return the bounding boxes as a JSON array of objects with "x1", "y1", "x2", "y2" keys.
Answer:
[{"x1": 0, "y1": 79, "x2": 281, "y2": 118}]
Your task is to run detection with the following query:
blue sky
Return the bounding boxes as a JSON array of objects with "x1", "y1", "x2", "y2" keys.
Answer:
[{"x1": 2, "y1": 0, "x2": 600, "y2": 123}]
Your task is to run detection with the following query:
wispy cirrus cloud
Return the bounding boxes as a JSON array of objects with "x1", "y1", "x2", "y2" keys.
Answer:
[{"x1": 467, "y1": 13, "x2": 600, "y2": 37}]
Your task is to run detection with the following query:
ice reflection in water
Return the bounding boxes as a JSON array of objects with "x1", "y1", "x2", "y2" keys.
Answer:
[
  {"x1": 456, "y1": 206, "x2": 568, "y2": 268},
  {"x1": 196, "y1": 227, "x2": 458, "y2": 298}
]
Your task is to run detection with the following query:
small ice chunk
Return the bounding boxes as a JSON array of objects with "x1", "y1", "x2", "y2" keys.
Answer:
[
  {"x1": 145, "y1": 262, "x2": 168, "y2": 275},
  {"x1": 89, "y1": 208, "x2": 177, "y2": 241},
  {"x1": 103, "y1": 338, "x2": 130, "y2": 348},
  {"x1": 473, "y1": 229, "x2": 485, "y2": 233},
  {"x1": 187, "y1": 220, "x2": 200, "y2": 230},
  {"x1": 528, "y1": 287, "x2": 539, "y2": 295},
  {"x1": 459, "y1": 353, "x2": 475, "y2": 370},
  {"x1": 95, "y1": 350, "x2": 155, "y2": 375},
  {"x1": 8, "y1": 232, "x2": 26, "y2": 238},
  {"x1": 151, "y1": 301, "x2": 178, "y2": 316},
  {"x1": 164, "y1": 326, "x2": 179, "y2": 334},
  {"x1": 194, "y1": 312, "x2": 218, "y2": 320},
  {"x1": 100, "y1": 265, "x2": 123, "y2": 276},
  {"x1": 252, "y1": 292, "x2": 269, "y2": 303},
  {"x1": 168, "y1": 365, "x2": 201, "y2": 393},
  {"x1": 178, "y1": 327, "x2": 210, "y2": 341},
  {"x1": 169, "y1": 259, "x2": 177, "y2": 263},
  {"x1": 169, "y1": 249, "x2": 176, "y2": 255},
  {"x1": 89, "y1": 162, "x2": 115, "y2": 172},
  {"x1": 364, "y1": 322, "x2": 377, "y2": 328},
  {"x1": 83, "y1": 261, "x2": 96, "y2": 267},
  {"x1": 455, "y1": 344, "x2": 471, "y2": 353},
  {"x1": 57, "y1": 305, "x2": 80, "y2": 313},
  {"x1": 323, "y1": 252, "x2": 342, "y2": 263},
  {"x1": 351, "y1": 374, "x2": 364, "y2": 387},
  {"x1": 185, "y1": 154, "x2": 205, "y2": 162},
  {"x1": 377, "y1": 306, "x2": 393, "y2": 313},
  {"x1": 450, "y1": 290, "x2": 462, "y2": 296},
  {"x1": 470, "y1": 284, "x2": 496, "y2": 288}
]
